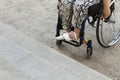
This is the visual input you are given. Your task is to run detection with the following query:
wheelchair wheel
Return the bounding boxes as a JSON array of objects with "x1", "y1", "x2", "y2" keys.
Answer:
[
  {"x1": 96, "y1": 0, "x2": 120, "y2": 48},
  {"x1": 56, "y1": 40, "x2": 62, "y2": 46},
  {"x1": 86, "y1": 47, "x2": 93, "y2": 59}
]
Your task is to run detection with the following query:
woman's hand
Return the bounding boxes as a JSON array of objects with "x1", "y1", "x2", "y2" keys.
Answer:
[
  {"x1": 103, "y1": 7, "x2": 111, "y2": 18},
  {"x1": 102, "y1": 0, "x2": 111, "y2": 18}
]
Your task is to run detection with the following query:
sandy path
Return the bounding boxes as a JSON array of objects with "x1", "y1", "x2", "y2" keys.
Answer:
[{"x1": 0, "y1": 0, "x2": 120, "y2": 80}]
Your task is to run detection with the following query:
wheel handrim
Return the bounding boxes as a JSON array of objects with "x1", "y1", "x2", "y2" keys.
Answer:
[{"x1": 97, "y1": 0, "x2": 120, "y2": 47}]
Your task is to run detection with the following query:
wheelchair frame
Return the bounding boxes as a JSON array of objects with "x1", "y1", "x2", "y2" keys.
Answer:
[{"x1": 55, "y1": 0, "x2": 120, "y2": 59}]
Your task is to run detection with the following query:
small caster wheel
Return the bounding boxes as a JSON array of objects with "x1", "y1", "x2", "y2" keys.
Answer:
[
  {"x1": 56, "y1": 40, "x2": 62, "y2": 46},
  {"x1": 86, "y1": 47, "x2": 93, "y2": 59}
]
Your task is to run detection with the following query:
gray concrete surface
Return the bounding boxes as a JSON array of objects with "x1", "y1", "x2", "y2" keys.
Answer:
[
  {"x1": 0, "y1": 22, "x2": 112, "y2": 80},
  {"x1": 0, "y1": 0, "x2": 120, "y2": 80}
]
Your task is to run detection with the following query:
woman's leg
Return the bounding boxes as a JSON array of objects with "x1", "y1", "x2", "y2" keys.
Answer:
[
  {"x1": 59, "y1": 1, "x2": 74, "y2": 31},
  {"x1": 63, "y1": 2, "x2": 84, "y2": 40},
  {"x1": 57, "y1": 0, "x2": 100, "y2": 41},
  {"x1": 56, "y1": 1, "x2": 74, "y2": 40}
]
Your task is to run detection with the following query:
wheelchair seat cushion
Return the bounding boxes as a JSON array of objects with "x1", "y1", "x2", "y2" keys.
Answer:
[{"x1": 88, "y1": 3, "x2": 102, "y2": 17}]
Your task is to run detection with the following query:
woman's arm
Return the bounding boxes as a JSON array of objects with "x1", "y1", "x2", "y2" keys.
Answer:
[{"x1": 103, "y1": 0, "x2": 111, "y2": 18}]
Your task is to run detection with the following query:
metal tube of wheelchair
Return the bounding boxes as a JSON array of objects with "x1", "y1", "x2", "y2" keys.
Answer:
[{"x1": 110, "y1": 0, "x2": 115, "y2": 6}]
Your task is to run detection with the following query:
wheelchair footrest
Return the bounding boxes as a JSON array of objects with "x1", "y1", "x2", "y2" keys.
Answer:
[{"x1": 62, "y1": 40, "x2": 82, "y2": 47}]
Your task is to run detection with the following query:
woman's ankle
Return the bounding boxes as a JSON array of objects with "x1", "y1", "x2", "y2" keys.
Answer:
[
  {"x1": 68, "y1": 31, "x2": 77, "y2": 40},
  {"x1": 74, "y1": 28, "x2": 80, "y2": 39}
]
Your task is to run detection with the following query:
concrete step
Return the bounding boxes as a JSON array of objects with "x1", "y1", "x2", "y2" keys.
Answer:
[{"x1": 0, "y1": 21, "x2": 112, "y2": 80}]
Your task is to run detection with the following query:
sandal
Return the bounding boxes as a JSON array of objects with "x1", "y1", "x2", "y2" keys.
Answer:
[
  {"x1": 56, "y1": 35, "x2": 64, "y2": 40},
  {"x1": 63, "y1": 31, "x2": 77, "y2": 41},
  {"x1": 56, "y1": 30, "x2": 67, "y2": 40}
]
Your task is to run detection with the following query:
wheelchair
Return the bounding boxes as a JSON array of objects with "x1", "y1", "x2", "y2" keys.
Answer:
[{"x1": 55, "y1": 0, "x2": 120, "y2": 59}]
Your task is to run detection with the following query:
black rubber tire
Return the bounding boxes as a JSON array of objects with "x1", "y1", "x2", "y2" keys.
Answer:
[
  {"x1": 96, "y1": 16, "x2": 111, "y2": 48},
  {"x1": 56, "y1": 40, "x2": 62, "y2": 46},
  {"x1": 86, "y1": 47, "x2": 93, "y2": 59}
]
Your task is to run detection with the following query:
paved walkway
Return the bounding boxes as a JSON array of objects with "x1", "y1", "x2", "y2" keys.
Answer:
[
  {"x1": 0, "y1": 22, "x2": 112, "y2": 80},
  {"x1": 0, "y1": 0, "x2": 120, "y2": 79}
]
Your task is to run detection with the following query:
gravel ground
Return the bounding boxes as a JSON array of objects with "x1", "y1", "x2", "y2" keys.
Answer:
[{"x1": 0, "y1": 0, "x2": 120, "y2": 80}]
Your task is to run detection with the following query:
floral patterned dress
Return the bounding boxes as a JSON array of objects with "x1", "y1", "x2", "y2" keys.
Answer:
[{"x1": 58, "y1": 0, "x2": 100, "y2": 29}]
